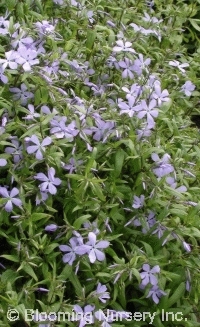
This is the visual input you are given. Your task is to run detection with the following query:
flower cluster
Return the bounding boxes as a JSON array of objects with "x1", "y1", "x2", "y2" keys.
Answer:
[
  {"x1": 0, "y1": 0, "x2": 199, "y2": 324},
  {"x1": 140, "y1": 264, "x2": 166, "y2": 303}
]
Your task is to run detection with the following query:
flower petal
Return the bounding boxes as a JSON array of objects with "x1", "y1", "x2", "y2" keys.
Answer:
[
  {"x1": 10, "y1": 188, "x2": 19, "y2": 198},
  {"x1": 88, "y1": 232, "x2": 96, "y2": 246},
  {"x1": 4, "y1": 200, "x2": 13, "y2": 212},
  {"x1": 96, "y1": 240, "x2": 109, "y2": 249},
  {"x1": 95, "y1": 249, "x2": 105, "y2": 261},
  {"x1": 41, "y1": 136, "x2": 52, "y2": 147},
  {"x1": 88, "y1": 249, "x2": 96, "y2": 263}
]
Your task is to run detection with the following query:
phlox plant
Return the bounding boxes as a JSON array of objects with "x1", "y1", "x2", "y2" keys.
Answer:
[{"x1": 0, "y1": 0, "x2": 200, "y2": 327}]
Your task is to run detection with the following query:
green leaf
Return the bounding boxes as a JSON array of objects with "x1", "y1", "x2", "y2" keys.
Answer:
[
  {"x1": 118, "y1": 282, "x2": 126, "y2": 308},
  {"x1": 0, "y1": 255, "x2": 19, "y2": 263},
  {"x1": 96, "y1": 272, "x2": 111, "y2": 278},
  {"x1": 68, "y1": 273, "x2": 82, "y2": 295},
  {"x1": 44, "y1": 243, "x2": 59, "y2": 255},
  {"x1": 115, "y1": 149, "x2": 125, "y2": 177},
  {"x1": 65, "y1": 174, "x2": 83, "y2": 180},
  {"x1": 0, "y1": 97, "x2": 12, "y2": 111},
  {"x1": 7, "y1": 0, "x2": 16, "y2": 11},
  {"x1": 20, "y1": 125, "x2": 39, "y2": 138},
  {"x1": 189, "y1": 19, "x2": 200, "y2": 32},
  {"x1": 58, "y1": 265, "x2": 73, "y2": 281},
  {"x1": 131, "y1": 268, "x2": 141, "y2": 283},
  {"x1": 85, "y1": 147, "x2": 97, "y2": 174},
  {"x1": 73, "y1": 214, "x2": 91, "y2": 229},
  {"x1": 1, "y1": 269, "x2": 20, "y2": 284},
  {"x1": 91, "y1": 182, "x2": 105, "y2": 201},
  {"x1": 106, "y1": 234, "x2": 123, "y2": 241},
  {"x1": 167, "y1": 282, "x2": 185, "y2": 308},
  {"x1": 170, "y1": 208, "x2": 187, "y2": 217},
  {"x1": 140, "y1": 241, "x2": 154, "y2": 257},
  {"x1": 31, "y1": 213, "x2": 52, "y2": 221},
  {"x1": 86, "y1": 29, "x2": 97, "y2": 50},
  {"x1": 22, "y1": 263, "x2": 38, "y2": 281},
  {"x1": 15, "y1": 303, "x2": 26, "y2": 320}
]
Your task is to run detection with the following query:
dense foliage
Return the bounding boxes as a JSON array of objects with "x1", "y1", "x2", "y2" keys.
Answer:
[{"x1": 0, "y1": 0, "x2": 200, "y2": 326}]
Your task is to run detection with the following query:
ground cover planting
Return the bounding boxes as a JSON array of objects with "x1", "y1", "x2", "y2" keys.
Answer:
[{"x1": 0, "y1": 0, "x2": 200, "y2": 326}]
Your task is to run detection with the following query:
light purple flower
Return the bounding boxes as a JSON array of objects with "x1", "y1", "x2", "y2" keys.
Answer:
[
  {"x1": 73, "y1": 305, "x2": 95, "y2": 327},
  {"x1": 95, "y1": 309, "x2": 128, "y2": 326},
  {"x1": 0, "y1": 115, "x2": 7, "y2": 135},
  {"x1": 83, "y1": 232, "x2": 110, "y2": 263},
  {"x1": 185, "y1": 269, "x2": 191, "y2": 291},
  {"x1": 130, "y1": 23, "x2": 144, "y2": 32},
  {"x1": 23, "y1": 104, "x2": 40, "y2": 120},
  {"x1": 42, "y1": 60, "x2": 59, "y2": 78},
  {"x1": 41, "y1": 105, "x2": 58, "y2": 115},
  {"x1": 140, "y1": 264, "x2": 160, "y2": 287},
  {"x1": 182, "y1": 241, "x2": 191, "y2": 253},
  {"x1": 137, "y1": 99, "x2": 158, "y2": 129},
  {"x1": 83, "y1": 221, "x2": 100, "y2": 234},
  {"x1": 5, "y1": 138, "x2": 23, "y2": 163},
  {"x1": 10, "y1": 83, "x2": 34, "y2": 106},
  {"x1": 146, "y1": 0, "x2": 155, "y2": 10},
  {"x1": 26, "y1": 135, "x2": 52, "y2": 160},
  {"x1": 59, "y1": 237, "x2": 82, "y2": 265},
  {"x1": 0, "y1": 158, "x2": 7, "y2": 166},
  {"x1": 130, "y1": 211, "x2": 156, "y2": 233},
  {"x1": 34, "y1": 167, "x2": 61, "y2": 194},
  {"x1": 34, "y1": 21, "x2": 55, "y2": 36},
  {"x1": 151, "y1": 81, "x2": 170, "y2": 106},
  {"x1": 0, "y1": 66, "x2": 8, "y2": 83},
  {"x1": 146, "y1": 285, "x2": 166, "y2": 303},
  {"x1": 136, "y1": 124, "x2": 152, "y2": 140},
  {"x1": 132, "y1": 195, "x2": 145, "y2": 209},
  {"x1": 104, "y1": 218, "x2": 112, "y2": 233},
  {"x1": 50, "y1": 116, "x2": 74, "y2": 140},
  {"x1": 151, "y1": 153, "x2": 174, "y2": 177},
  {"x1": 95, "y1": 310, "x2": 112, "y2": 326},
  {"x1": 181, "y1": 81, "x2": 195, "y2": 96},
  {"x1": 147, "y1": 211, "x2": 156, "y2": 226},
  {"x1": 0, "y1": 50, "x2": 19, "y2": 69},
  {"x1": 36, "y1": 288, "x2": 49, "y2": 292},
  {"x1": 113, "y1": 40, "x2": 135, "y2": 53},
  {"x1": 87, "y1": 10, "x2": 94, "y2": 24},
  {"x1": 0, "y1": 18, "x2": 9, "y2": 35},
  {"x1": 152, "y1": 224, "x2": 167, "y2": 239},
  {"x1": 0, "y1": 262, "x2": 6, "y2": 269},
  {"x1": 91, "y1": 118, "x2": 115, "y2": 142},
  {"x1": 122, "y1": 83, "x2": 142, "y2": 100},
  {"x1": 186, "y1": 280, "x2": 191, "y2": 292},
  {"x1": 65, "y1": 121, "x2": 79, "y2": 137},
  {"x1": 53, "y1": 0, "x2": 64, "y2": 4},
  {"x1": 95, "y1": 283, "x2": 110, "y2": 303},
  {"x1": 118, "y1": 58, "x2": 135, "y2": 79},
  {"x1": 143, "y1": 12, "x2": 163, "y2": 24},
  {"x1": 118, "y1": 97, "x2": 140, "y2": 117},
  {"x1": 11, "y1": 30, "x2": 34, "y2": 49},
  {"x1": 169, "y1": 60, "x2": 189, "y2": 73},
  {"x1": 106, "y1": 56, "x2": 120, "y2": 69},
  {"x1": 62, "y1": 158, "x2": 83, "y2": 173},
  {"x1": 166, "y1": 177, "x2": 187, "y2": 192},
  {"x1": 45, "y1": 224, "x2": 58, "y2": 232},
  {"x1": 94, "y1": 310, "x2": 114, "y2": 326},
  {"x1": 0, "y1": 187, "x2": 22, "y2": 212},
  {"x1": 133, "y1": 54, "x2": 151, "y2": 75},
  {"x1": 142, "y1": 211, "x2": 157, "y2": 233},
  {"x1": 36, "y1": 191, "x2": 48, "y2": 205},
  {"x1": 130, "y1": 22, "x2": 159, "y2": 40},
  {"x1": 16, "y1": 46, "x2": 39, "y2": 71},
  {"x1": 107, "y1": 20, "x2": 116, "y2": 28}
]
